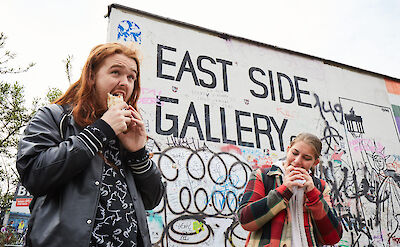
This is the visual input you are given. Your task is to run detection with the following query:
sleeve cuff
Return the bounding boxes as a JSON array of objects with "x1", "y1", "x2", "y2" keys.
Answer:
[
  {"x1": 91, "y1": 119, "x2": 116, "y2": 140},
  {"x1": 126, "y1": 146, "x2": 147, "y2": 160},
  {"x1": 76, "y1": 119, "x2": 115, "y2": 156},
  {"x1": 126, "y1": 147, "x2": 152, "y2": 174},
  {"x1": 306, "y1": 187, "x2": 321, "y2": 205},
  {"x1": 276, "y1": 184, "x2": 293, "y2": 201}
]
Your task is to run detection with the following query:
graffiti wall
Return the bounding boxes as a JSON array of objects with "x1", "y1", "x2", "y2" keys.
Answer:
[{"x1": 106, "y1": 5, "x2": 400, "y2": 246}]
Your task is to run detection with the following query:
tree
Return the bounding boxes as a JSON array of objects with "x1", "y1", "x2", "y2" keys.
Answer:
[
  {"x1": 0, "y1": 33, "x2": 34, "y2": 74},
  {"x1": 0, "y1": 34, "x2": 68, "y2": 245},
  {"x1": 62, "y1": 54, "x2": 73, "y2": 85},
  {"x1": 0, "y1": 33, "x2": 69, "y2": 212},
  {"x1": 0, "y1": 33, "x2": 73, "y2": 213},
  {"x1": 0, "y1": 32, "x2": 38, "y2": 210},
  {"x1": 44, "y1": 54, "x2": 73, "y2": 103},
  {"x1": 46, "y1": 87, "x2": 63, "y2": 103}
]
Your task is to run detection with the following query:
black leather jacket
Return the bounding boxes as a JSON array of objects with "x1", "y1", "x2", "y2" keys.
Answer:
[{"x1": 16, "y1": 104, "x2": 164, "y2": 247}]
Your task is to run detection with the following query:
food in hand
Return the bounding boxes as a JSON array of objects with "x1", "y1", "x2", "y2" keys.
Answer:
[
  {"x1": 294, "y1": 179, "x2": 306, "y2": 184},
  {"x1": 107, "y1": 93, "x2": 124, "y2": 109}
]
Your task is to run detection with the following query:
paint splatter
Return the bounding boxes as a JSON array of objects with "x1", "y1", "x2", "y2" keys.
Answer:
[{"x1": 117, "y1": 20, "x2": 142, "y2": 43}]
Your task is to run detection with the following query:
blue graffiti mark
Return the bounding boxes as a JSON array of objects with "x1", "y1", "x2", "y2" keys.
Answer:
[
  {"x1": 205, "y1": 174, "x2": 241, "y2": 210},
  {"x1": 147, "y1": 210, "x2": 163, "y2": 229},
  {"x1": 117, "y1": 20, "x2": 142, "y2": 44}
]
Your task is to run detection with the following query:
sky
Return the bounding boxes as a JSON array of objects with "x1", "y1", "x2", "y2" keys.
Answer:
[{"x1": 1, "y1": 0, "x2": 400, "y2": 103}]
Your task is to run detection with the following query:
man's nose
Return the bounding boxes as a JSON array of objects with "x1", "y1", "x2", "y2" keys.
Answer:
[{"x1": 118, "y1": 78, "x2": 129, "y2": 87}]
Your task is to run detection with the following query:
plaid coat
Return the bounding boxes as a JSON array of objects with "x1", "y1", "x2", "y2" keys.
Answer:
[{"x1": 237, "y1": 163, "x2": 342, "y2": 247}]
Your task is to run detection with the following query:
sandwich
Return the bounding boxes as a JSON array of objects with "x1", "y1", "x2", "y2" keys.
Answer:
[{"x1": 107, "y1": 93, "x2": 124, "y2": 109}]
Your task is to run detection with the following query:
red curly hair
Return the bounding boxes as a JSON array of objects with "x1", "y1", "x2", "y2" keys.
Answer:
[{"x1": 54, "y1": 43, "x2": 141, "y2": 127}]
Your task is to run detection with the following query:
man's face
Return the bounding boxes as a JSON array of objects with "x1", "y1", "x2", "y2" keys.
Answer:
[
  {"x1": 286, "y1": 141, "x2": 319, "y2": 171},
  {"x1": 94, "y1": 53, "x2": 138, "y2": 108}
]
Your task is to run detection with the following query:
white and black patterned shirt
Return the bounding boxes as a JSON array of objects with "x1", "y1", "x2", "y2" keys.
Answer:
[{"x1": 89, "y1": 139, "x2": 138, "y2": 247}]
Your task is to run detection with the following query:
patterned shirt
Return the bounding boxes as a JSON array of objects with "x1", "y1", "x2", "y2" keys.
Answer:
[
  {"x1": 90, "y1": 139, "x2": 138, "y2": 247},
  {"x1": 237, "y1": 164, "x2": 343, "y2": 247}
]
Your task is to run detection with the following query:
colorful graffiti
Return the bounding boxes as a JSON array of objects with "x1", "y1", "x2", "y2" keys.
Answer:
[{"x1": 144, "y1": 93, "x2": 400, "y2": 247}]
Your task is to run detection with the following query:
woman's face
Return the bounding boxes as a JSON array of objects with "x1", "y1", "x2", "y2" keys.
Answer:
[
  {"x1": 285, "y1": 141, "x2": 319, "y2": 171},
  {"x1": 94, "y1": 53, "x2": 138, "y2": 108}
]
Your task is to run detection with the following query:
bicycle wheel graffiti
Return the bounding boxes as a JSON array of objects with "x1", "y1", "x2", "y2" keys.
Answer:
[{"x1": 148, "y1": 143, "x2": 252, "y2": 246}]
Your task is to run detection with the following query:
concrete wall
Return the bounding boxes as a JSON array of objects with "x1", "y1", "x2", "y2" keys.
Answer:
[{"x1": 107, "y1": 5, "x2": 400, "y2": 246}]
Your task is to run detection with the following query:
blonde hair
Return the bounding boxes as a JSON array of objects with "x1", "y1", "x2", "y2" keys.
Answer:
[{"x1": 290, "y1": 133, "x2": 322, "y2": 159}]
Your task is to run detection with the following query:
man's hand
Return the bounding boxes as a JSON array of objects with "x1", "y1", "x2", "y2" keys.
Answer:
[
  {"x1": 117, "y1": 105, "x2": 147, "y2": 152},
  {"x1": 101, "y1": 102, "x2": 132, "y2": 135}
]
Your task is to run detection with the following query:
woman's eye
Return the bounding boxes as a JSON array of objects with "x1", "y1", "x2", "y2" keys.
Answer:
[{"x1": 111, "y1": 71, "x2": 119, "y2": 75}]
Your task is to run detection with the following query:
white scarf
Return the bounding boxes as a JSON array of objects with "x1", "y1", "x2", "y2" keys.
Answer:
[
  {"x1": 275, "y1": 162, "x2": 308, "y2": 247},
  {"x1": 289, "y1": 186, "x2": 308, "y2": 247}
]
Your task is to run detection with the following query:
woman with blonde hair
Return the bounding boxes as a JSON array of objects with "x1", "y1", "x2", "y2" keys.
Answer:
[
  {"x1": 237, "y1": 133, "x2": 342, "y2": 246},
  {"x1": 17, "y1": 43, "x2": 164, "y2": 247}
]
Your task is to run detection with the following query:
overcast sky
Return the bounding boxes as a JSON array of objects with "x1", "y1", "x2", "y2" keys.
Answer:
[{"x1": 1, "y1": 0, "x2": 399, "y2": 103}]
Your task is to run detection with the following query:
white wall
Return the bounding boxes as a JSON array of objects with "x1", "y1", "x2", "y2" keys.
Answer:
[{"x1": 108, "y1": 6, "x2": 400, "y2": 246}]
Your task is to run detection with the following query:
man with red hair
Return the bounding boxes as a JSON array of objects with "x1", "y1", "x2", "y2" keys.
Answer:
[{"x1": 17, "y1": 43, "x2": 164, "y2": 247}]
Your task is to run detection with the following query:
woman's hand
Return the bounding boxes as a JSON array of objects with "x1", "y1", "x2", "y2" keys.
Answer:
[
  {"x1": 101, "y1": 102, "x2": 133, "y2": 135},
  {"x1": 300, "y1": 168, "x2": 315, "y2": 193},
  {"x1": 283, "y1": 165, "x2": 315, "y2": 192},
  {"x1": 117, "y1": 105, "x2": 147, "y2": 152}
]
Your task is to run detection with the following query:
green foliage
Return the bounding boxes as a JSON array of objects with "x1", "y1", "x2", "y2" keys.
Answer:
[
  {"x1": 0, "y1": 33, "x2": 69, "y2": 212},
  {"x1": 62, "y1": 54, "x2": 73, "y2": 85},
  {"x1": 0, "y1": 81, "x2": 38, "y2": 209},
  {"x1": 46, "y1": 87, "x2": 63, "y2": 103},
  {"x1": 0, "y1": 190, "x2": 13, "y2": 210},
  {"x1": 0, "y1": 227, "x2": 24, "y2": 246},
  {"x1": 0, "y1": 82, "x2": 38, "y2": 157},
  {"x1": 0, "y1": 32, "x2": 35, "y2": 74},
  {"x1": 0, "y1": 32, "x2": 38, "y2": 210}
]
